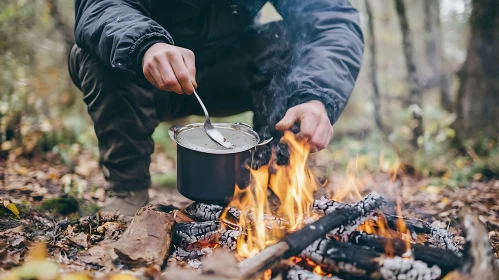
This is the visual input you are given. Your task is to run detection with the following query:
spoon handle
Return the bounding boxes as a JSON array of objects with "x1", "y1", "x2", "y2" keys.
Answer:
[{"x1": 193, "y1": 90, "x2": 210, "y2": 121}]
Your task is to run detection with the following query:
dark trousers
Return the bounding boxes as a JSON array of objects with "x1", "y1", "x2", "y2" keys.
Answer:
[{"x1": 68, "y1": 23, "x2": 292, "y2": 191}]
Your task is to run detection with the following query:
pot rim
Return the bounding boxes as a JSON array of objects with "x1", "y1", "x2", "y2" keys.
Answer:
[{"x1": 169, "y1": 122, "x2": 269, "y2": 155}]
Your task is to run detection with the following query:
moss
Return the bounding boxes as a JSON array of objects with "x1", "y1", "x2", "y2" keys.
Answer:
[
  {"x1": 0, "y1": 206, "x2": 20, "y2": 230},
  {"x1": 37, "y1": 196, "x2": 79, "y2": 215}
]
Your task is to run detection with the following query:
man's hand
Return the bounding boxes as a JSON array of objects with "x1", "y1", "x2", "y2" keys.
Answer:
[
  {"x1": 275, "y1": 100, "x2": 333, "y2": 151},
  {"x1": 142, "y1": 43, "x2": 197, "y2": 94}
]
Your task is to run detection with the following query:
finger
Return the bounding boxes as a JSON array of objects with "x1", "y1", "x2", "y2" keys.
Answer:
[
  {"x1": 275, "y1": 109, "x2": 299, "y2": 131},
  {"x1": 149, "y1": 67, "x2": 164, "y2": 90},
  {"x1": 309, "y1": 118, "x2": 332, "y2": 151},
  {"x1": 181, "y1": 49, "x2": 197, "y2": 89},
  {"x1": 169, "y1": 51, "x2": 195, "y2": 94},
  {"x1": 144, "y1": 69, "x2": 158, "y2": 88},
  {"x1": 296, "y1": 113, "x2": 320, "y2": 141},
  {"x1": 157, "y1": 56, "x2": 182, "y2": 94}
]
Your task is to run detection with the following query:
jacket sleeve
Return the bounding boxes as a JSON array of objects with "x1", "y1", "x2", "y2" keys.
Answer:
[
  {"x1": 74, "y1": 0, "x2": 174, "y2": 75},
  {"x1": 273, "y1": 0, "x2": 364, "y2": 125}
]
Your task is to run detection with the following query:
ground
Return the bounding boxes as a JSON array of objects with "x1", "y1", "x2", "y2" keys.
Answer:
[{"x1": 0, "y1": 149, "x2": 498, "y2": 279}]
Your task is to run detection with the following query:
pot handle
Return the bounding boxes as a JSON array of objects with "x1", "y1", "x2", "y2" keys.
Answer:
[
  {"x1": 168, "y1": 125, "x2": 182, "y2": 141},
  {"x1": 235, "y1": 122, "x2": 253, "y2": 129},
  {"x1": 257, "y1": 137, "x2": 273, "y2": 146}
]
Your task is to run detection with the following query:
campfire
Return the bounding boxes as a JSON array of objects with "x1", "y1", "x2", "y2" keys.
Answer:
[{"x1": 152, "y1": 131, "x2": 497, "y2": 280}]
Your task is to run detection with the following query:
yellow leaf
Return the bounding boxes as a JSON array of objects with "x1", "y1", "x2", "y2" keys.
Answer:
[
  {"x1": 17, "y1": 166, "x2": 29, "y2": 176},
  {"x1": 59, "y1": 273, "x2": 91, "y2": 280},
  {"x1": 109, "y1": 274, "x2": 137, "y2": 280},
  {"x1": 5, "y1": 201, "x2": 20, "y2": 219},
  {"x1": 28, "y1": 242, "x2": 47, "y2": 261}
]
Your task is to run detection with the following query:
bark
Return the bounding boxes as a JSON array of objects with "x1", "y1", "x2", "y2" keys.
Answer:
[
  {"x1": 423, "y1": 0, "x2": 452, "y2": 111},
  {"x1": 300, "y1": 238, "x2": 442, "y2": 279},
  {"x1": 350, "y1": 232, "x2": 464, "y2": 275},
  {"x1": 394, "y1": 0, "x2": 424, "y2": 147},
  {"x1": 455, "y1": 0, "x2": 499, "y2": 140},
  {"x1": 113, "y1": 206, "x2": 175, "y2": 267},
  {"x1": 364, "y1": 0, "x2": 387, "y2": 135}
]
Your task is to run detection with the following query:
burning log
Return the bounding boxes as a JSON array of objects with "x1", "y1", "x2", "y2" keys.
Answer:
[
  {"x1": 300, "y1": 238, "x2": 442, "y2": 279},
  {"x1": 185, "y1": 203, "x2": 240, "y2": 221},
  {"x1": 173, "y1": 221, "x2": 220, "y2": 244},
  {"x1": 286, "y1": 265, "x2": 342, "y2": 280},
  {"x1": 382, "y1": 214, "x2": 459, "y2": 252},
  {"x1": 236, "y1": 192, "x2": 386, "y2": 279},
  {"x1": 350, "y1": 232, "x2": 464, "y2": 275},
  {"x1": 113, "y1": 206, "x2": 175, "y2": 267}
]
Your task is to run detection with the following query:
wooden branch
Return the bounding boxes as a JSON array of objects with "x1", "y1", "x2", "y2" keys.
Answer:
[
  {"x1": 113, "y1": 206, "x2": 175, "y2": 267},
  {"x1": 236, "y1": 193, "x2": 386, "y2": 279},
  {"x1": 300, "y1": 238, "x2": 442, "y2": 279},
  {"x1": 350, "y1": 232, "x2": 463, "y2": 275}
]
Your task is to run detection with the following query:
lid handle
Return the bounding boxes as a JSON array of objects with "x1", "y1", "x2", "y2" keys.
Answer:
[
  {"x1": 257, "y1": 137, "x2": 273, "y2": 146},
  {"x1": 168, "y1": 125, "x2": 182, "y2": 142}
]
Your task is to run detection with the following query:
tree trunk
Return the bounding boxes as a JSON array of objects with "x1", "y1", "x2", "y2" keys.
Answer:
[
  {"x1": 365, "y1": 0, "x2": 387, "y2": 135},
  {"x1": 394, "y1": 0, "x2": 424, "y2": 148},
  {"x1": 455, "y1": 0, "x2": 499, "y2": 140},
  {"x1": 45, "y1": 0, "x2": 74, "y2": 49},
  {"x1": 423, "y1": 0, "x2": 452, "y2": 111}
]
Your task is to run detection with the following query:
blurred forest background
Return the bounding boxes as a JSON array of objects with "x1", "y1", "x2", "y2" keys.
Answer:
[{"x1": 0, "y1": 0, "x2": 498, "y2": 189}]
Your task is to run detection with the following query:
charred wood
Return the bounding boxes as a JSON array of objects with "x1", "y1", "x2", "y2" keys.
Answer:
[
  {"x1": 218, "y1": 230, "x2": 241, "y2": 250},
  {"x1": 237, "y1": 193, "x2": 386, "y2": 279},
  {"x1": 350, "y1": 232, "x2": 463, "y2": 275},
  {"x1": 185, "y1": 203, "x2": 239, "y2": 221},
  {"x1": 300, "y1": 238, "x2": 441, "y2": 279},
  {"x1": 173, "y1": 221, "x2": 220, "y2": 244},
  {"x1": 173, "y1": 246, "x2": 215, "y2": 261},
  {"x1": 382, "y1": 214, "x2": 459, "y2": 253}
]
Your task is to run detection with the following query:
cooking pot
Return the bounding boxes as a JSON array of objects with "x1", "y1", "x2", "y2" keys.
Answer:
[{"x1": 168, "y1": 122, "x2": 272, "y2": 204}]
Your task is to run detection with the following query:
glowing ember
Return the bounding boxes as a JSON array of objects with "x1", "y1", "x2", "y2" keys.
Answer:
[{"x1": 222, "y1": 131, "x2": 319, "y2": 258}]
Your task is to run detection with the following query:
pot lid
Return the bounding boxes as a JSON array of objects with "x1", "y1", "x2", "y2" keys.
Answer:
[{"x1": 171, "y1": 123, "x2": 260, "y2": 154}]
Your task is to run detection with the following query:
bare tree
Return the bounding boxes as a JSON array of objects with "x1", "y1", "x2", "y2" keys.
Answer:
[
  {"x1": 364, "y1": 0, "x2": 387, "y2": 135},
  {"x1": 423, "y1": 0, "x2": 452, "y2": 111},
  {"x1": 394, "y1": 0, "x2": 424, "y2": 148},
  {"x1": 455, "y1": 0, "x2": 499, "y2": 140},
  {"x1": 45, "y1": 0, "x2": 74, "y2": 50}
]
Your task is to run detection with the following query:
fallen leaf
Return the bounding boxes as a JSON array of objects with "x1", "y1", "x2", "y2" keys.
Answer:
[
  {"x1": 3, "y1": 200, "x2": 21, "y2": 219},
  {"x1": 27, "y1": 242, "x2": 47, "y2": 261},
  {"x1": 109, "y1": 273, "x2": 137, "y2": 280},
  {"x1": 69, "y1": 232, "x2": 89, "y2": 249},
  {"x1": 59, "y1": 273, "x2": 92, "y2": 280}
]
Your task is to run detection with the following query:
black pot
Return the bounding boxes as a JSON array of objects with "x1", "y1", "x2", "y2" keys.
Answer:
[{"x1": 168, "y1": 123, "x2": 272, "y2": 204}]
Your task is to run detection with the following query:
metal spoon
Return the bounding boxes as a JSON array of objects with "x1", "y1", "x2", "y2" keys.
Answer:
[{"x1": 192, "y1": 90, "x2": 235, "y2": 149}]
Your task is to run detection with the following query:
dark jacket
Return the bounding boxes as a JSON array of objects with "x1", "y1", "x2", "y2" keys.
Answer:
[{"x1": 74, "y1": 0, "x2": 364, "y2": 124}]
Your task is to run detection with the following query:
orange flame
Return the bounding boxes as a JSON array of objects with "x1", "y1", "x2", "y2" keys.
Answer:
[
  {"x1": 396, "y1": 198, "x2": 413, "y2": 259},
  {"x1": 225, "y1": 131, "x2": 319, "y2": 258}
]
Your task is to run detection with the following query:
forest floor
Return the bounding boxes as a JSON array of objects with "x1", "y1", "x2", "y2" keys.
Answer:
[{"x1": 1, "y1": 150, "x2": 498, "y2": 279}]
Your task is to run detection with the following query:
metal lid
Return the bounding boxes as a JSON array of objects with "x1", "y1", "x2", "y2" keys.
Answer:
[{"x1": 170, "y1": 123, "x2": 260, "y2": 154}]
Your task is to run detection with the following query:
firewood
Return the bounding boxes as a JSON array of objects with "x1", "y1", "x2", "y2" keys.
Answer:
[
  {"x1": 381, "y1": 214, "x2": 460, "y2": 252},
  {"x1": 113, "y1": 206, "x2": 175, "y2": 267},
  {"x1": 174, "y1": 221, "x2": 220, "y2": 244},
  {"x1": 350, "y1": 232, "x2": 463, "y2": 275},
  {"x1": 300, "y1": 238, "x2": 442, "y2": 279},
  {"x1": 185, "y1": 203, "x2": 239, "y2": 221},
  {"x1": 237, "y1": 193, "x2": 386, "y2": 279}
]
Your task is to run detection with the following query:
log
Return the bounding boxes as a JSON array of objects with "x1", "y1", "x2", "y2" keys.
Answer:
[
  {"x1": 350, "y1": 232, "x2": 463, "y2": 275},
  {"x1": 185, "y1": 202, "x2": 239, "y2": 221},
  {"x1": 113, "y1": 206, "x2": 175, "y2": 267},
  {"x1": 173, "y1": 221, "x2": 220, "y2": 244},
  {"x1": 236, "y1": 193, "x2": 386, "y2": 279},
  {"x1": 381, "y1": 214, "x2": 459, "y2": 253},
  {"x1": 300, "y1": 238, "x2": 442, "y2": 279}
]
